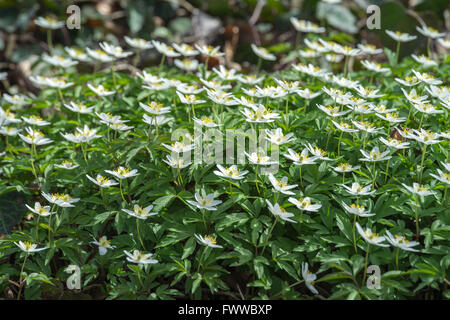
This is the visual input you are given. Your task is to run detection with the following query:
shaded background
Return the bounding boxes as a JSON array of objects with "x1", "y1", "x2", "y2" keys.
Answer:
[{"x1": 0, "y1": 0, "x2": 449, "y2": 92}]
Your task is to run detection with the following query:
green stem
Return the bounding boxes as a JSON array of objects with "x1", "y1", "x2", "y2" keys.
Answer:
[
  {"x1": 353, "y1": 214, "x2": 358, "y2": 253},
  {"x1": 136, "y1": 219, "x2": 145, "y2": 250},
  {"x1": 261, "y1": 217, "x2": 278, "y2": 255},
  {"x1": 395, "y1": 41, "x2": 400, "y2": 66},
  {"x1": 119, "y1": 179, "x2": 127, "y2": 203},
  {"x1": 17, "y1": 254, "x2": 28, "y2": 300},
  {"x1": 197, "y1": 246, "x2": 207, "y2": 273},
  {"x1": 395, "y1": 247, "x2": 400, "y2": 270},
  {"x1": 362, "y1": 243, "x2": 370, "y2": 287},
  {"x1": 46, "y1": 30, "x2": 53, "y2": 53},
  {"x1": 419, "y1": 144, "x2": 427, "y2": 184}
]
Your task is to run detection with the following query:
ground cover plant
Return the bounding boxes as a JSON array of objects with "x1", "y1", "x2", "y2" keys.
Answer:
[{"x1": 0, "y1": 1, "x2": 449, "y2": 300}]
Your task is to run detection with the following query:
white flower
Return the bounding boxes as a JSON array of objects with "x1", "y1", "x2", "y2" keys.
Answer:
[
  {"x1": 245, "y1": 152, "x2": 277, "y2": 165},
  {"x1": 162, "y1": 141, "x2": 194, "y2": 153},
  {"x1": 298, "y1": 48, "x2": 320, "y2": 58},
  {"x1": 172, "y1": 43, "x2": 199, "y2": 56},
  {"x1": 295, "y1": 88, "x2": 321, "y2": 100},
  {"x1": 0, "y1": 126, "x2": 22, "y2": 137},
  {"x1": 274, "y1": 79, "x2": 301, "y2": 93},
  {"x1": 342, "y1": 182, "x2": 375, "y2": 196},
  {"x1": 193, "y1": 116, "x2": 220, "y2": 127},
  {"x1": 332, "y1": 76, "x2": 359, "y2": 89},
  {"x1": 206, "y1": 89, "x2": 237, "y2": 106},
  {"x1": 385, "y1": 30, "x2": 417, "y2": 42},
  {"x1": 268, "y1": 174, "x2": 297, "y2": 195},
  {"x1": 331, "y1": 120, "x2": 358, "y2": 133},
  {"x1": 194, "y1": 234, "x2": 223, "y2": 248},
  {"x1": 21, "y1": 115, "x2": 50, "y2": 126},
  {"x1": 334, "y1": 45, "x2": 361, "y2": 57},
  {"x1": 214, "y1": 164, "x2": 248, "y2": 180},
  {"x1": 200, "y1": 78, "x2": 231, "y2": 91},
  {"x1": 99, "y1": 42, "x2": 132, "y2": 59},
  {"x1": 142, "y1": 114, "x2": 173, "y2": 126},
  {"x1": 317, "y1": 104, "x2": 350, "y2": 117},
  {"x1": 64, "y1": 102, "x2": 94, "y2": 114},
  {"x1": 356, "y1": 223, "x2": 389, "y2": 247},
  {"x1": 34, "y1": 16, "x2": 64, "y2": 29},
  {"x1": 410, "y1": 128, "x2": 440, "y2": 145},
  {"x1": 187, "y1": 192, "x2": 222, "y2": 211},
  {"x1": 301, "y1": 262, "x2": 318, "y2": 295},
  {"x1": 359, "y1": 146, "x2": 392, "y2": 162},
  {"x1": 163, "y1": 155, "x2": 191, "y2": 169},
  {"x1": 430, "y1": 169, "x2": 450, "y2": 185},
  {"x1": 61, "y1": 125, "x2": 102, "y2": 143},
  {"x1": 137, "y1": 71, "x2": 161, "y2": 85},
  {"x1": 290, "y1": 17, "x2": 325, "y2": 33},
  {"x1": 86, "y1": 48, "x2": 114, "y2": 63},
  {"x1": 265, "y1": 128, "x2": 295, "y2": 145},
  {"x1": 437, "y1": 38, "x2": 450, "y2": 49},
  {"x1": 426, "y1": 85, "x2": 450, "y2": 99},
  {"x1": 237, "y1": 74, "x2": 264, "y2": 86},
  {"x1": 194, "y1": 44, "x2": 225, "y2": 58},
  {"x1": 124, "y1": 250, "x2": 158, "y2": 264},
  {"x1": 122, "y1": 204, "x2": 157, "y2": 220},
  {"x1": 86, "y1": 174, "x2": 119, "y2": 188},
  {"x1": 379, "y1": 137, "x2": 410, "y2": 149},
  {"x1": 42, "y1": 191, "x2": 80, "y2": 207},
  {"x1": 55, "y1": 160, "x2": 79, "y2": 170},
  {"x1": 412, "y1": 103, "x2": 443, "y2": 115},
  {"x1": 105, "y1": 167, "x2": 139, "y2": 180},
  {"x1": 152, "y1": 40, "x2": 181, "y2": 58},
  {"x1": 411, "y1": 54, "x2": 438, "y2": 68},
  {"x1": 14, "y1": 241, "x2": 47, "y2": 253},
  {"x1": 25, "y1": 202, "x2": 55, "y2": 217},
  {"x1": 251, "y1": 44, "x2": 276, "y2": 61},
  {"x1": 96, "y1": 112, "x2": 127, "y2": 125},
  {"x1": 411, "y1": 70, "x2": 442, "y2": 86},
  {"x1": 177, "y1": 83, "x2": 204, "y2": 95},
  {"x1": 354, "y1": 86, "x2": 384, "y2": 99},
  {"x1": 306, "y1": 143, "x2": 331, "y2": 161},
  {"x1": 284, "y1": 148, "x2": 318, "y2": 166},
  {"x1": 174, "y1": 58, "x2": 199, "y2": 71},
  {"x1": 395, "y1": 76, "x2": 420, "y2": 87},
  {"x1": 0, "y1": 72, "x2": 6, "y2": 81},
  {"x1": 109, "y1": 123, "x2": 132, "y2": 133},
  {"x1": 124, "y1": 36, "x2": 153, "y2": 50},
  {"x1": 332, "y1": 163, "x2": 360, "y2": 173},
  {"x1": 357, "y1": 43, "x2": 383, "y2": 55},
  {"x1": 376, "y1": 112, "x2": 406, "y2": 123},
  {"x1": 212, "y1": 65, "x2": 239, "y2": 81},
  {"x1": 18, "y1": 127, "x2": 52, "y2": 146},
  {"x1": 65, "y1": 47, "x2": 91, "y2": 62},
  {"x1": 401, "y1": 183, "x2": 434, "y2": 197},
  {"x1": 341, "y1": 202, "x2": 374, "y2": 217},
  {"x1": 442, "y1": 162, "x2": 450, "y2": 172},
  {"x1": 288, "y1": 197, "x2": 321, "y2": 212},
  {"x1": 374, "y1": 105, "x2": 397, "y2": 114},
  {"x1": 42, "y1": 54, "x2": 78, "y2": 68},
  {"x1": 3, "y1": 93, "x2": 28, "y2": 107},
  {"x1": 91, "y1": 236, "x2": 116, "y2": 255},
  {"x1": 325, "y1": 53, "x2": 344, "y2": 63},
  {"x1": 416, "y1": 25, "x2": 445, "y2": 39},
  {"x1": 139, "y1": 101, "x2": 171, "y2": 115},
  {"x1": 351, "y1": 120, "x2": 382, "y2": 134},
  {"x1": 0, "y1": 108, "x2": 21, "y2": 125},
  {"x1": 385, "y1": 230, "x2": 420, "y2": 252},
  {"x1": 88, "y1": 84, "x2": 115, "y2": 96},
  {"x1": 266, "y1": 200, "x2": 297, "y2": 223},
  {"x1": 361, "y1": 60, "x2": 391, "y2": 74}
]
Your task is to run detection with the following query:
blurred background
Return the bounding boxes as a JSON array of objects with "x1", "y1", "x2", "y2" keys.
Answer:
[{"x1": 0, "y1": 0, "x2": 449, "y2": 93}]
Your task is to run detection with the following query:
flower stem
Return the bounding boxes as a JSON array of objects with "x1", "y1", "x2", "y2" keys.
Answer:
[
  {"x1": 353, "y1": 214, "x2": 358, "y2": 253},
  {"x1": 361, "y1": 243, "x2": 370, "y2": 287},
  {"x1": 136, "y1": 219, "x2": 145, "y2": 250},
  {"x1": 17, "y1": 254, "x2": 28, "y2": 300},
  {"x1": 395, "y1": 247, "x2": 400, "y2": 270},
  {"x1": 419, "y1": 144, "x2": 427, "y2": 184},
  {"x1": 196, "y1": 246, "x2": 207, "y2": 273},
  {"x1": 119, "y1": 179, "x2": 127, "y2": 203},
  {"x1": 261, "y1": 217, "x2": 278, "y2": 256}
]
